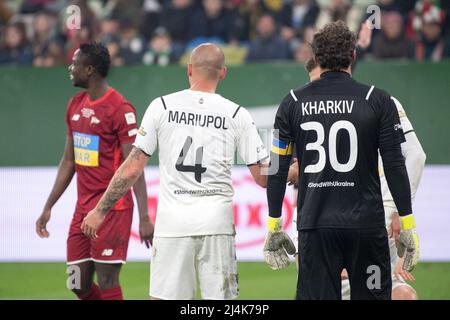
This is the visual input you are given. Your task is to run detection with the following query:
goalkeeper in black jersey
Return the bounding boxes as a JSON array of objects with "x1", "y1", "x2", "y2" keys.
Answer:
[{"x1": 264, "y1": 21, "x2": 420, "y2": 300}]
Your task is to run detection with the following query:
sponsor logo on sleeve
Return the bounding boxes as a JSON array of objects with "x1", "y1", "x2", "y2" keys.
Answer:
[
  {"x1": 71, "y1": 114, "x2": 80, "y2": 121},
  {"x1": 125, "y1": 112, "x2": 136, "y2": 125},
  {"x1": 398, "y1": 110, "x2": 406, "y2": 118},
  {"x1": 73, "y1": 132, "x2": 100, "y2": 167},
  {"x1": 138, "y1": 126, "x2": 147, "y2": 136},
  {"x1": 128, "y1": 128, "x2": 138, "y2": 137}
]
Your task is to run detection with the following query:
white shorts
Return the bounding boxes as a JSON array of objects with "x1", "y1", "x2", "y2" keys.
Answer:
[{"x1": 150, "y1": 235, "x2": 239, "y2": 300}]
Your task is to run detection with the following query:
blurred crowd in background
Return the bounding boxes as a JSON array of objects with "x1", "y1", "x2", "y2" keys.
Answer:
[{"x1": 1, "y1": 0, "x2": 450, "y2": 67}]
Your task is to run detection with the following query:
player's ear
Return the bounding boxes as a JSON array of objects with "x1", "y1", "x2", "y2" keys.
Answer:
[
  {"x1": 187, "y1": 64, "x2": 193, "y2": 77},
  {"x1": 351, "y1": 49, "x2": 356, "y2": 63},
  {"x1": 219, "y1": 66, "x2": 227, "y2": 80},
  {"x1": 86, "y1": 65, "x2": 95, "y2": 77}
]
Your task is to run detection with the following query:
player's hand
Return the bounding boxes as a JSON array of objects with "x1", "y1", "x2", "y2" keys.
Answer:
[
  {"x1": 81, "y1": 209, "x2": 105, "y2": 240},
  {"x1": 139, "y1": 217, "x2": 154, "y2": 248},
  {"x1": 287, "y1": 158, "x2": 299, "y2": 186},
  {"x1": 341, "y1": 269, "x2": 349, "y2": 280},
  {"x1": 36, "y1": 209, "x2": 51, "y2": 238},
  {"x1": 263, "y1": 217, "x2": 296, "y2": 270},
  {"x1": 396, "y1": 215, "x2": 420, "y2": 272},
  {"x1": 357, "y1": 20, "x2": 373, "y2": 49},
  {"x1": 394, "y1": 256, "x2": 415, "y2": 282},
  {"x1": 389, "y1": 212, "x2": 401, "y2": 241}
]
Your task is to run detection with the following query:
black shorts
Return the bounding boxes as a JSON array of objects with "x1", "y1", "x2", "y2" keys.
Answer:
[{"x1": 296, "y1": 227, "x2": 391, "y2": 300}]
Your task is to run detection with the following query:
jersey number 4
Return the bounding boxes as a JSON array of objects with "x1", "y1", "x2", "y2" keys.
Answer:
[
  {"x1": 175, "y1": 136, "x2": 207, "y2": 183},
  {"x1": 301, "y1": 120, "x2": 358, "y2": 173}
]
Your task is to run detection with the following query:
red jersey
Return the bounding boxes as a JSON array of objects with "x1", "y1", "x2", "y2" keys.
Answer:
[{"x1": 66, "y1": 87, "x2": 138, "y2": 213}]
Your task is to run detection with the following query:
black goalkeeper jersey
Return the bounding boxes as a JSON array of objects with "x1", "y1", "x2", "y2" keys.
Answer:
[{"x1": 273, "y1": 71, "x2": 406, "y2": 230}]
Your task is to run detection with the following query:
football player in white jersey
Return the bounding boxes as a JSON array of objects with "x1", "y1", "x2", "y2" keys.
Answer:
[
  {"x1": 288, "y1": 60, "x2": 426, "y2": 300},
  {"x1": 81, "y1": 43, "x2": 270, "y2": 300}
]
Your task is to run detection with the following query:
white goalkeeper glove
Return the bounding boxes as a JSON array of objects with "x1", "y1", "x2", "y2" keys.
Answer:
[
  {"x1": 396, "y1": 214, "x2": 420, "y2": 272},
  {"x1": 263, "y1": 217, "x2": 296, "y2": 270}
]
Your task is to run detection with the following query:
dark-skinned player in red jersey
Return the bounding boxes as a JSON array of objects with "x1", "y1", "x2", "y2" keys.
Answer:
[
  {"x1": 35, "y1": 43, "x2": 154, "y2": 300},
  {"x1": 264, "y1": 21, "x2": 419, "y2": 300}
]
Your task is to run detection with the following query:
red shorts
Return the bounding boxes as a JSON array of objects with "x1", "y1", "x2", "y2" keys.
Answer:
[{"x1": 67, "y1": 208, "x2": 133, "y2": 265}]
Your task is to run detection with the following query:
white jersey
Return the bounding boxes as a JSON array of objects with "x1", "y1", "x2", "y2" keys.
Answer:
[
  {"x1": 379, "y1": 96, "x2": 426, "y2": 225},
  {"x1": 134, "y1": 89, "x2": 268, "y2": 237}
]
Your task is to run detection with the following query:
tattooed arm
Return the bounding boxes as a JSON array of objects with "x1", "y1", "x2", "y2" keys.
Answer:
[
  {"x1": 121, "y1": 143, "x2": 154, "y2": 247},
  {"x1": 97, "y1": 147, "x2": 149, "y2": 214},
  {"x1": 81, "y1": 147, "x2": 150, "y2": 239},
  {"x1": 121, "y1": 143, "x2": 149, "y2": 221}
]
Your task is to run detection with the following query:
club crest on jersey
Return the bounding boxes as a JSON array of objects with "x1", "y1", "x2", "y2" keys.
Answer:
[
  {"x1": 81, "y1": 107, "x2": 95, "y2": 118},
  {"x1": 73, "y1": 132, "x2": 99, "y2": 167}
]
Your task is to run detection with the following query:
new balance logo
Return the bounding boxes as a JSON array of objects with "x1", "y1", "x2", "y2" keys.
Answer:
[
  {"x1": 101, "y1": 249, "x2": 113, "y2": 256},
  {"x1": 90, "y1": 116, "x2": 100, "y2": 125}
]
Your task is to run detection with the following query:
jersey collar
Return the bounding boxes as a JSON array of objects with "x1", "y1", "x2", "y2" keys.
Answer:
[
  {"x1": 320, "y1": 71, "x2": 352, "y2": 79},
  {"x1": 85, "y1": 87, "x2": 114, "y2": 106}
]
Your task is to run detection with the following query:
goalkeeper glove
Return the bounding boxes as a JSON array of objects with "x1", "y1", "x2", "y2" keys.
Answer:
[
  {"x1": 396, "y1": 214, "x2": 420, "y2": 272},
  {"x1": 263, "y1": 217, "x2": 296, "y2": 270}
]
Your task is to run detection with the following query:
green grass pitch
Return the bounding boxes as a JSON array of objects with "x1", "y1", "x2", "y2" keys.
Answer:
[{"x1": 0, "y1": 262, "x2": 449, "y2": 299}]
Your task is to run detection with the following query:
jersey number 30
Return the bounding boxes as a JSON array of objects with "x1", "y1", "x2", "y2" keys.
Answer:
[
  {"x1": 175, "y1": 136, "x2": 207, "y2": 183},
  {"x1": 300, "y1": 120, "x2": 357, "y2": 173}
]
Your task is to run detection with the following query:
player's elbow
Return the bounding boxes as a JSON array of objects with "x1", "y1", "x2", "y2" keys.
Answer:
[
  {"x1": 259, "y1": 180, "x2": 267, "y2": 189},
  {"x1": 409, "y1": 147, "x2": 427, "y2": 171},
  {"x1": 256, "y1": 175, "x2": 267, "y2": 188},
  {"x1": 417, "y1": 149, "x2": 427, "y2": 167},
  {"x1": 61, "y1": 158, "x2": 75, "y2": 173},
  {"x1": 404, "y1": 135, "x2": 426, "y2": 169},
  {"x1": 128, "y1": 167, "x2": 142, "y2": 181}
]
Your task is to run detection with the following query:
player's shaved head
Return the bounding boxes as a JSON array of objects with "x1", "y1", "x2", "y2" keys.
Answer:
[{"x1": 189, "y1": 43, "x2": 225, "y2": 81}]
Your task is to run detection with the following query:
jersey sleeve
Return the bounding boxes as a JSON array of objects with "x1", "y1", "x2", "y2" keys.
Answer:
[
  {"x1": 390, "y1": 96, "x2": 413, "y2": 133},
  {"x1": 267, "y1": 94, "x2": 295, "y2": 218},
  {"x1": 378, "y1": 92, "x2": 412, "y2": 216},
  {"x1": 390, "y1": 97, "x2": 426, "y2": 202},
  {"x1": 65, "y1": 97, "x2": 74, "y2": 137},
  {"x1": 235, "y1": 107, "x2": 269, "y2": 165},
  {"x1": 112, "y1": 102, "x2": 139, "y2": 145},
  {"x1": 378, "y1": 93, "x2": 406, "y2": 149},
  {"x1": 133, "y1": 98, "x2": 162, "y2": 157},
  {"x1": 274, "y1": 94, "x2": 295, "y2": 143}
]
